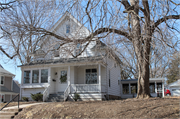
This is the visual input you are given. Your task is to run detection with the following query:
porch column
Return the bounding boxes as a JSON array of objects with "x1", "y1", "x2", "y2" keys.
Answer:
[
  {"x1": 162, "y1": 82, "x2": 164, "y2": 97},
  {"x1": 68, "y1": 66, "x2": 70, "y2": 85},
  {"x1": 155, "y1": 81, "x2": 157, "y2": 93},
  {"x1": 129, "y1": 83, "x2": 131, "y2": 94},
  {"x1": 48, "y1": 67, "x2": 51, "y2": 84},
  {"x1": 98, "y1": 64, "x2": 101, "y2": 93}
]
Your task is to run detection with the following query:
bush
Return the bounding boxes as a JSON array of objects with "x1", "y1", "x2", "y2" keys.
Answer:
[
  {"x1": 31, "y1": 92, "x2": 43, "y2": 101},
  {"x1": 22, "y1": 97, "x2": 29, "y2": 102},
  {"x1": 73, "y1": 93, "x2": 80, "y2": 101}
]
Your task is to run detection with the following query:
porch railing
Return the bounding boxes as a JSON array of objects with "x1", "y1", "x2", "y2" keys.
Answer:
[
  {"x1": 64, "y1": 84, "x2": 70, "y2": 101},
  {"x1": 0, "y1": 94, "x2": 19, "y2": 111},
  {"x1": 43, "y1": 85, "x2": 50, "y2": 102},
  {"x1": 71, "y1": 84, "x2": 100, "y2": 93}
]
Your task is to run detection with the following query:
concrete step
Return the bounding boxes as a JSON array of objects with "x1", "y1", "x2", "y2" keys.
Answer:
[
  {"x1": 0, "y1": 111, "x2": 18, "y2": 115},
  {"x1": 0, "y1": 115, "x2": 14, "y2": 119},
  {"x1": 3, "y1": 108, "x2": 22, "y2": 112}
]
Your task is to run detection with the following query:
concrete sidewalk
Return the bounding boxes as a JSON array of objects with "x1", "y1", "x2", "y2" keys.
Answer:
[{"x1": 2, "y1": 103, "x2": 45, "y2": 110}]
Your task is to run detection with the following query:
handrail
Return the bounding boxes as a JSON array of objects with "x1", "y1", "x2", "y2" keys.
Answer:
[
  {"x1": 43, "y1": 85, "x2": 50, "y2": 102},
  {"x1": 0, "y1": 94, "x2": 19, "y2": 111},
  {"x1": 64, "y1": 84, "x2": 70, "y2": 101}
]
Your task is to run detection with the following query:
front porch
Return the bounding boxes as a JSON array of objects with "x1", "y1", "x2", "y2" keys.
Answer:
[{"x1": 43, "y1": 63, "x2": 107, "y2": 101}]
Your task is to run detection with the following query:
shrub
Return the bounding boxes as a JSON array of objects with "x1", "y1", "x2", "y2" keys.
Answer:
[
  {"x1": 73, "y1": 93, "x2": 80, "y2": 101},
  {"x1": 22, "y1": 97, "x2": 29, "y2": 102},
  {"x1": 31, "y1": 92, "x2": 43, "y2": 101}
]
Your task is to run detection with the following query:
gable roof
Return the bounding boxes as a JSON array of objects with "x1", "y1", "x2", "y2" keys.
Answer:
[
  {"x1": 39, "y1": 12, "x2": 90, "y2": 48},
  {"x1": 50, "y1": 12, "x2": 90, "y2": 34},
  {"x1": 0, "y1": 65, "x2": 15, "y2": 77},
  {"x1": 168, "y1": 79, "x2": 180, "y2": 87}
]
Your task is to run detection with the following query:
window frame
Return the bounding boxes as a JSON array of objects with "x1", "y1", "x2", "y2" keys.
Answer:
[
  {"x1": 23, "y1": 68, "x2": 49, "y2": 84},
  {"x1": 32, "y1": 70, "x2": 39, "y2": 83},
  {"x1": 85, "y1": 68, "x2": 97, "y2": 84},
  {"x1": 66, "y1": 24, "x2": 70, "y2": 33},
  {"x1": 123, "y1": 84, "x2": 129, "y2": 94},
  {"x1": 23, "y1": 70, "x2": 31, "y2": 84},
  {"x1": 0, "y1": 75, "x2": 4, "y2": 85},
  {"x1": 131, "y1": 83, "x2": 137, "y2": 94},
  {"x1": 149, "y1": 83, "x2": 155, "y2": 93},
  {"x1": 41, "y1": 69, "x2": 48, "y2": 83}
]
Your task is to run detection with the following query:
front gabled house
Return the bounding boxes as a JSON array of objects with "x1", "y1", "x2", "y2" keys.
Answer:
[{"x1": 18, "y1": 12, "x2": 121, "y2": 101}]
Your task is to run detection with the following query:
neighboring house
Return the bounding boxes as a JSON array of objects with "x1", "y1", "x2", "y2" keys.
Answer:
[
  {"x1": 121, "y1": 78, "x2": 165, "y2": 98},
  {"x1": 0, "y1": 65, "x2": 20, "y2": 103},
  {"x1": 167, "y1": 79, "x2": 180, "y2": 96},
  {"x1": 19, "y1": 12, "x2": 121, "y2": 101}
]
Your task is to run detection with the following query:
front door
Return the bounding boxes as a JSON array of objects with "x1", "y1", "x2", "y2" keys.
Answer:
[{"x1": 56, "y1": 70, "x2": 68, "y2": 93}]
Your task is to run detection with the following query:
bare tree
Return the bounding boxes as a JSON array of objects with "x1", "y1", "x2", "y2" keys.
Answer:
[{"x1": 0, "y1": 0, "x2": 180, "y2": 98}]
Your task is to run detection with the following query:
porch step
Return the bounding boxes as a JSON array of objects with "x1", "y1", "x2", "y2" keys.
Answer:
[
  {"x1": 0, "y1": 108, "x2": 23, "y2": 119},
  {"x1": 47, "y1": 93, "x2": 64, "y2": 102}
]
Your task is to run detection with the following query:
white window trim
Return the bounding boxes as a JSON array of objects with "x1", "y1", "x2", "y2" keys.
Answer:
[
  {"x1": 0, "y1": 75, "x2": 4, "y2": 86},
  {"x1": 85, "y1": 68, "x2": 98, "y2": 84},
  {"x1": 23, "y1": 68, "x2": 49, "y2": 85}
]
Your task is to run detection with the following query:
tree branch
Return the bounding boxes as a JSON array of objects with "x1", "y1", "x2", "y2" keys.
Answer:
[{"x1": 151, "y1": 15, "x2": 180, "y2": 33}]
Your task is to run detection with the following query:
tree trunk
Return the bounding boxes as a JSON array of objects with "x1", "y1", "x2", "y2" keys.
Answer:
[{"x1": 130, "y1": 0, "x2": 151, "y2": 98}]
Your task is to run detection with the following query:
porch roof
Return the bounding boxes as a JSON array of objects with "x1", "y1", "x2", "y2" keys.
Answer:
[
  {"x1": 121, "y1": 78, "x2": 165, "y2": 83},
  {"x1": 18, "y1": 56, "x2": 104, "y2": 67}
]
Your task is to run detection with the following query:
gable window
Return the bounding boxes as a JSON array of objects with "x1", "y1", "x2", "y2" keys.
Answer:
[
  {"x1": 24, "y1": 71, "x2": 30, "y2": 84},
  {"x1": 66, "y1": 24, "x2": 70, "y2": 33},
  {"x1": 32, "y1": 70, "x2": 39, "y2": 83},
  {"x1": 41, "y1": 69, "x2": 48, "y2": 83},
  {"x1": 86, "y1": 69, "x2": 97, "y2": 84},
  {"x1": 123, "y1": 84, "x2": 129, "y2": 94},
  {"x1": 75, "y1": 43, "x2": 82, "y2": 56},
  {"x1": 0, "y1": 76, "x2": 4, "y2": 85}
]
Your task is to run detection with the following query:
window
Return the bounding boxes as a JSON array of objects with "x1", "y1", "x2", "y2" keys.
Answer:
[
  {"x1": 32, "y1": 70, "x2": 39, "y2": 83},
  {"x1": 60, "y1": 70, "x2": 67, "y2": 83},
  {"x1": 24, "y1": 71, "x2": 30, "y2": 84},
  {"x1": 66, "y1": 24, "x2": 70, "y2": 33},
  {"x1": 149, "y1": 83, "x2": 155, "y2": 93},
  {"x1": 131, "y1": 83, "x2": 137, "y2": 94},
  {"x1": 0, "y1": 94, "x2": 4, "y2": 102},
  {"x1": 157, "y1": 83, "x2": 162, "y2": 91},
  {"x1": 75, "y1": 43, "x2": 82, "y2": 56},
  {"x1": 172, "y1": 89, "x2": 176, "y2": 91},
  {"x1": 123, "y1": 84, "x2": 129, "y2": 94},
  {"x1": 41, "y1": 69, "x2": 48, "y2": 83},
  {"x1": 86, "y1": 69, "x2": 97, "y2": 84},
  {"x1": 0, "y1": 76, "x2": 4, "y2": 85}
]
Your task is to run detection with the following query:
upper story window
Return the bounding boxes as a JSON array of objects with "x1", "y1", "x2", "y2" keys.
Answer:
[
  {"x1": 24, "y1": 71, "x2": 31, "y2": 84},
  {"x1": 75, "y1": 43, "x2": 82, "y2": 56},
  {"x1": 0, "y1": 76, "x2": 4, "y2": 85},
  {"x1": 66, "y1": 24, "x2": 70, "y2": 33}
]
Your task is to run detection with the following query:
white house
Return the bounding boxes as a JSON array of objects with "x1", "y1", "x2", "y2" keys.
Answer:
[
  {"x1": 19, "y1": 12, "x2": 121, "y2": 101},
  {"x1": 167, "y1": 79, "x2": 180, "y2": 96},
  {"x1": 121, "y1": 78, "x2": 165, "y2": 98},
  {"x1": 0, "y1": 65, "x2": 20, "y2": 103}
]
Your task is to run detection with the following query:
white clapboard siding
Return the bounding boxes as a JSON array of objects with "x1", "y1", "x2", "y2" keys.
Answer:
[
  {"x1": 105, "y1": 57, "x2": 121, "y2": 96},
  {"x1": 22, "y1": 88, "x2": 45, "y2": 100}
]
